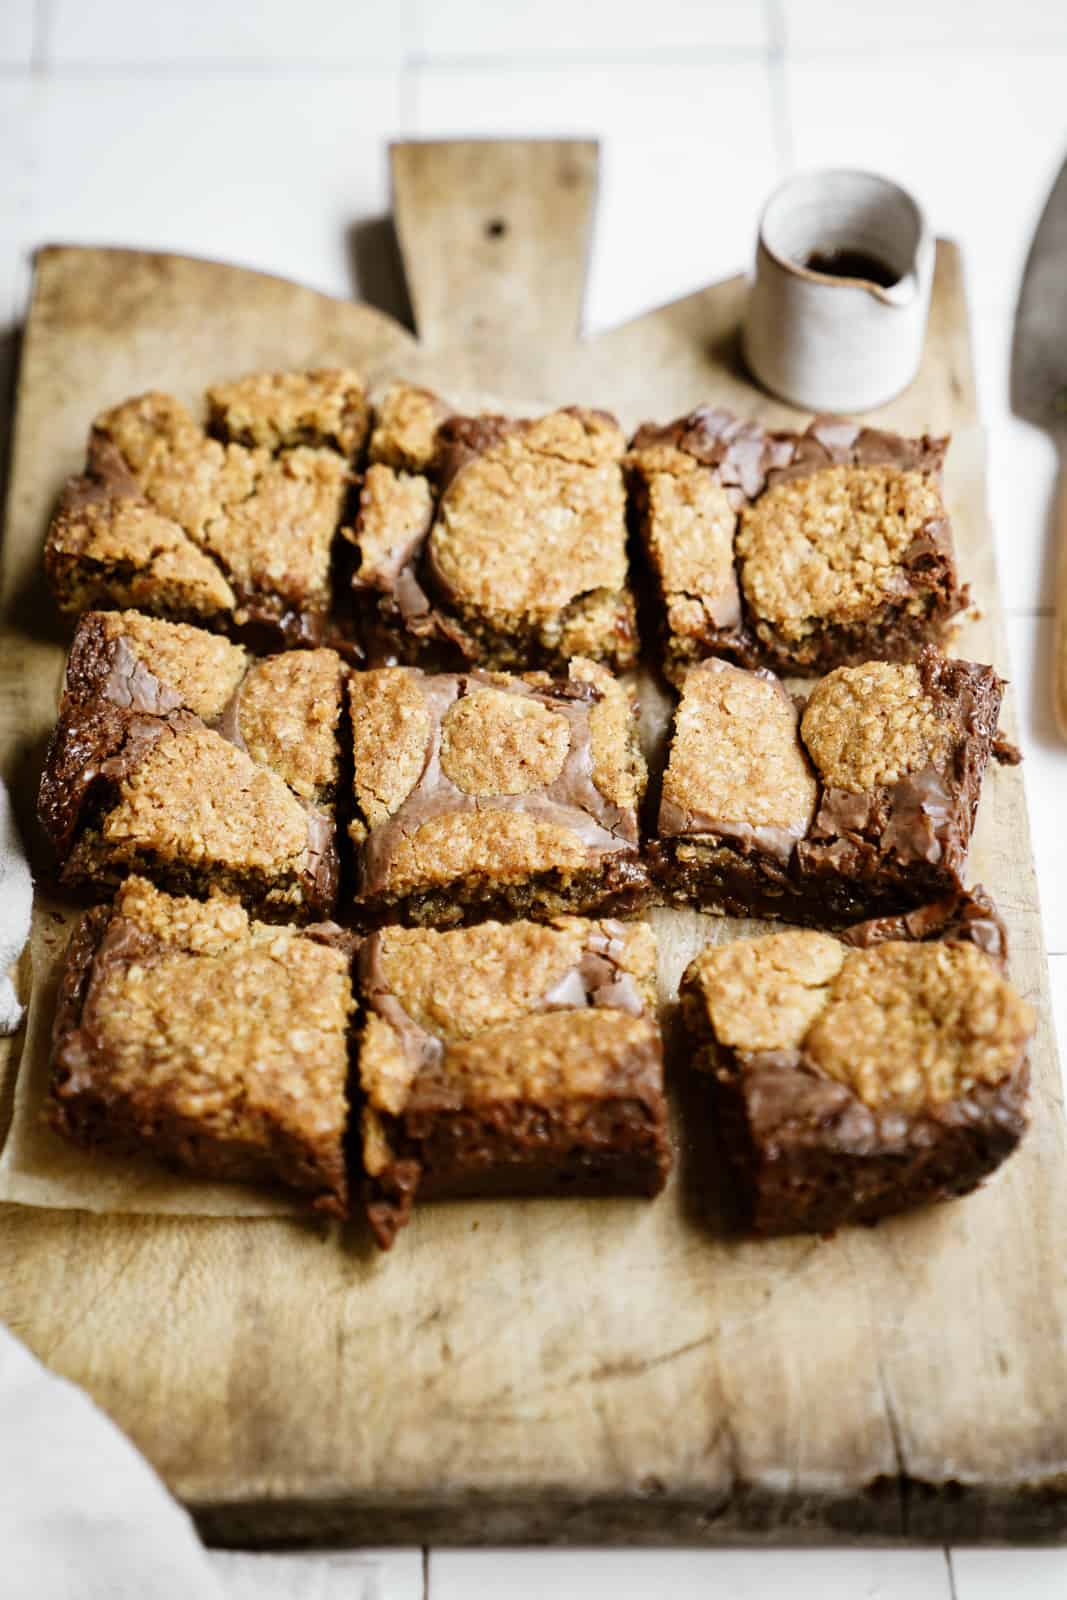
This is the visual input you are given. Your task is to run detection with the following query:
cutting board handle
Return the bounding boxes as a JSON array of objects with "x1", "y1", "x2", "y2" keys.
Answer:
[{"x1": 390, "y1": 140, "x2": 598, "y2": 354}]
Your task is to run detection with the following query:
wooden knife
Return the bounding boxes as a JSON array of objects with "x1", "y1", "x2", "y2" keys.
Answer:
[{"x1": 1013, "y1": 155, "x2": 1067, "y2": 736}]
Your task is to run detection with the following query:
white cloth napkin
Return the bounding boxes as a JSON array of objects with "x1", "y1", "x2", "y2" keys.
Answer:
[
  {"x1": 0, "y1": 778, "x2": 33, "y2": 1034},
  {"x1": 0, "y1": 784, "x2": 391, "y2": 1597}
]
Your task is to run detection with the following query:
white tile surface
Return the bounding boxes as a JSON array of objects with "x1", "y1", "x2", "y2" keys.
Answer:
[
  {"x1": 952, "y1": 1547, "x2": 1067, "y2": 1599},
  {"x1": 42, "y1": 0, "x2": 415, "y2": 67},
  {"x1": 0, "y1": 0, "x2": 34, "y2": 68},
  {"x1": 971, "y1": 306, "x2": 1060, "y2": 616},
  {"x1": 414, "y1": 0, "x2": 768, "y2": 59},
  {"x1": 429, "y1": 1547, "x2": 953, "y2": 1599},
  {"x1": 785, "y1": 52, "x2": 1067, "y2": 316},
  {"x1": 7, "y1": 71, "x2": 403, "y2": 313},
  {"x1": 782, "y1": 0, "x2": 1067, "y2": 52},
  {"x1": 412, "y1": 61, "x2": 780, "y2": 333},
  {"x1": 210, "y1": 1547, "x2": 424, "y2": 1600}
]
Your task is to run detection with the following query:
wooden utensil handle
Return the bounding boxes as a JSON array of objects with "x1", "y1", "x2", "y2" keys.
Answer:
[
  {"x1": 389, "y1": 140, "x2": 598, "y2": 354},
  {"x1": 1054, "y1": 445, "x2": 1067, "y2": 736}
]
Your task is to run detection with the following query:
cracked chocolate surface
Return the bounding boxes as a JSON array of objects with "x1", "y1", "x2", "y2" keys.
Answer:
[
  {"x1": 680, "y1": 890, "x2": 1033, "y2": 1233},
  {"x1": 358, "y1": 915, "x2": 669, "y2": 1247},
  {"x1": 39, "y1": 610, "x2": 341, "y2": 918},
  {"x1": 348, "y1": 659, "x2": 648, "y2": 925}
]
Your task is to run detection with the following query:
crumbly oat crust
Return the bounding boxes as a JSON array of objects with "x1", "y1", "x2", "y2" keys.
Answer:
[
  {"x1": 737, "y1": 464, "x2": 945, "y2": 644},
  {"x1": 627, "y1": 442, "x2": 740, "y2": 639},
  {"x1": 806, "y1": 941, "x2": 1034, "y2": 1114},
  {"x1": 660, "y1": 660, "x2": 817, "y2": 850},
  {"x1": 351, "y1": 463, "x2": 435, "y2": 593},
  {"x1": 237, "y1": 648, "x2": 343, "y2": 802},
  {"x1": 49, "y1": 877, "x2": 352, "y2": 1213},
  {"x1": 206, "y1": 368, "x2": 369, "y2": 456},
  {"x1": 439, "y1": 686, "x2": 571, "y2": 796},
  {"x1": 348, "y1": 668, "x2": 430, "y2": 832},
  {"x1": 46, "y1": 484, "x2": 237, "y2": 619},
  {"x1": 685, "y1": 929, "x2": 845, "y2": 1053},
  {"x1": 97, "y1": 611, "x2": 247, "y2": 722},
  {"x1": 369, "y1": 382, "x2": 450, "y2": 471},
  {"x1": 801, "y1": 660, "x2": 952, "y2": 792}
]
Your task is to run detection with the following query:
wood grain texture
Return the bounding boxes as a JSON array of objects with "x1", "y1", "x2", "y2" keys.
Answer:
[{"x1": 0, "y1": 141, "x2": 1065, "y2": 1547}]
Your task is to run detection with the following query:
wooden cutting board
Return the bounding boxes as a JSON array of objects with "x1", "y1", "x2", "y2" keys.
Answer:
[{"x1": 1, "y1": 140, "x2": 1065, "y2": 1546}]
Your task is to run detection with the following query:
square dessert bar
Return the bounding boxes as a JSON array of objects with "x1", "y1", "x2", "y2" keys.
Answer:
[
  {"x1": 628, "y1": 411, "x2": 965, "y2": 680},
  {"x1": 349, "y1": 384, "x2": 638, "y2": 671},
  {"x1": 45, "y1": 369, "x2": 368, "y2": 649},
  {"x1": 358, "y1": 916, "x2": 671, "y2": 1248},
  {"x1": 679, "y1": 889, "x2": 1033, "y2": 1233},
  {"x1": 348, "y1": 657, "x2": 649, "y2": 927},
  {"x1": 654, "y1": 647, "x2": 1003, "y2": 926},
  {"x1": 50, "y1": 877, "x2": 353, "y2": 1215},
  {"x1": 38, "y1": 609, "x2": 344, "y2": 919}
]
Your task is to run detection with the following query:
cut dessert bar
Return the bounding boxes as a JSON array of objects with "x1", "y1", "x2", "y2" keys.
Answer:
[
  {"x1": 49, "y1": 877, "x2": 353, "y2": 1214},
  {"x1": 347, "y1": 657, "x2": 649, "y2": 927},
  {"x1": 38, "y1": 609, "x2": 343, "y2": 919},
  {"x1": 627, "y1": 411, "x2": 965, "y2": 680},
  {"x1": 359, "y1": 915, "x2": 671, "y2": 1247},
  {"x1": 45, "y1": 369, "x2": 368, "y2": 648},
  {"x1": 679, "y1": 888, "x2": 1033, "y2": 1233},
  {"x1": 348, "y1": 385, "x2": 638, "y2": 671},
  {"x1": 653, "y1": 647, "x2": 1003, "y2": 926}
]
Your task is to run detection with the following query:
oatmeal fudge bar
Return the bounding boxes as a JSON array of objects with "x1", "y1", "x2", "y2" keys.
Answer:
[
  {"x1": 679, "y1": 889, "x2": 1033, "y2": 1233},
  {"x1": 49, "y1": 877, "x2": 353, "y2": 1214},
  {"x1": 349, "y1": 387, "x2": 638, "y2": 671},
  {"x1": 45, "y1": 369, "x2": 368, "y2": 647},
  {"x1": 39, "y1": 609, "x2": 343, "y2": 919},
  {"x1": 348, "y1": 657, "x2": 649, "y2": 927},
  {"x1": 359, "y1": 916, "x2": 671, "y2": 1248},
  {"x1": 653, "y1": 647, "x2": 1003, "y2": 926},
  {"x1": 628, "y1": 411, "x2": 964, "y2": 679}
]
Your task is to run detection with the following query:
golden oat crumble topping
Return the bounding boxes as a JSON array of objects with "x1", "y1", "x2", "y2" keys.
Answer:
[
  {"x1": 91, "y1": 392, "x2": 348, "y2": 607},
  {"x1": 92, "y1": 879, "x2": 351, "y2": 1137},
  {"x1": 353, "y1": 463, "x2": 434, "y2": 585},
  {"x1": 371, "y1": 918, "x2": 656, "y2": 1047},
  {"x1": 736, "y1": 465, "x2": 944, "y2": 641},
  {"x1": 239, "y1": 649, "x2": 343, "y2": 801},
  {"x1": 206, "y1": 368, "x2": 369, "y2": 456},
  {"x1": 368, "y1": 382, "x2": 450, "y2": 471},
  {"x1": 629, "y1": 444, "x2": 739, "y2": 630},
  {"x1": 572, "y1": 658, "x2": 646, "y2": 812},
  {"x1": 662, "y1": 662, "x2": 817, "y2": 836},
  {"x1": 348, "y1": 669, "x2": 430, "y2": 834},
  {"x1": 381, "y1": 811, "x2": 591, "y2": 894},
  {"x1": 801, "y1": 660, "x2": 952, "y2": 792},
  {"x1": 48, "y1": 494, "x2": 236, "y2": 616},
  {"x1": 688, "y1": 930, "x2": 845, "y2": 1054},
  {"x1": 439, "y1": 687, "x2": 571, "y2": 796},
  {"x1": 431, "y1": 409, "x2": 628, "y2": 619},
  {"x1": 101, "y1": 725, "x2": 310, "y2": 872},
  {"x1": 806, "y1": 942, "x2": 1034, "y2": 1114},
  {"x1": 100, "y1": 611, "x2": 247, "y2": 722}
]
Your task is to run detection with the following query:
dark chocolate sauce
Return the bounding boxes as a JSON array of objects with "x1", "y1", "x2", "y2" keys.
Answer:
[{"x1": 803, "y1": 248, "x2": 900, "y2": 288}]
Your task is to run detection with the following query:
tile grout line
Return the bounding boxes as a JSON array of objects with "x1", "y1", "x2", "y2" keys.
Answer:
[{"x1": 944, "y1": 1545, "x2": 960, "y2": 1600}]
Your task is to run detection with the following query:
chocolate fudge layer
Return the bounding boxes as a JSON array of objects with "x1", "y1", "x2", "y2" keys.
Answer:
[
  {"x1": 348, "y1": 657, "x2": 649, "y2": 927},
  {"x1": 359, "y1": 916, "x2": 671, "y2": 1247},
  {"x1": 50, "y1": 877, "x2": 353, "y2": 1214},
  {"x1": 653, "y1": 648, "x2": 1003, "y2": 927},
  {"x1": 45, "y1": 370, "x2": 368, "y2": 648},
  {"x1": 39, "y1": 610, "x2": 342, "y2": 919},
  {"x1": 680, "y1": 890, "x2": 1033, "y2": 1233},
  {"x1": 349, "y1": 388, "x2": 638, "y2": 672},
  {"x1": 628, "y1": 411, "x2": 965, "y2": 680}
]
